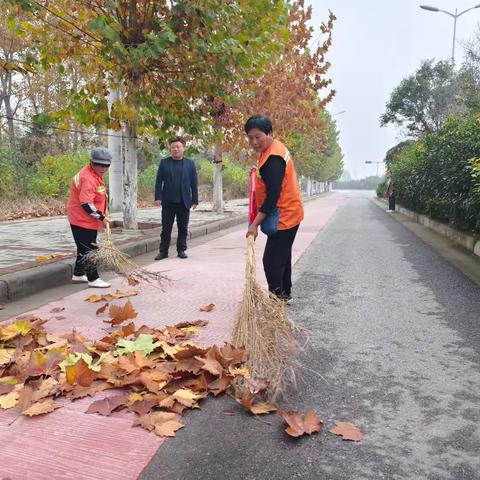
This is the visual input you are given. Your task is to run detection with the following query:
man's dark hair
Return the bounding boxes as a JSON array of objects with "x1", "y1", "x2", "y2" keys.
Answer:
[
  {"x1": 170, "y1": 137, "x2": 186, "y2": 146},
  {"x1": 244, "y1": 115, "x2": 273, "y2": 135}
]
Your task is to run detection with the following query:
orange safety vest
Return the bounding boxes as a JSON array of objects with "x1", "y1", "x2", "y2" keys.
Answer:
[
  {"x1": 256, "y1": 139, "x2": 304, "y2": 230},
  {"x1": 67, "y1": 164, "x2": 107, "y2": 231}
]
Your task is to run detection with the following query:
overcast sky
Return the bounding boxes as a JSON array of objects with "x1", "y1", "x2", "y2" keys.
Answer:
[{"x1": 306, "y1": 0, "x2": 480, "y2": 178}]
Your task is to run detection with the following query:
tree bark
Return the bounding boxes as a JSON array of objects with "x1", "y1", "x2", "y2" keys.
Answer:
[
  {"x1": 212, "y1": 140, "x2": 223, "y2": 213},
  {"x1": 123, "y1": 120, "x2": 138, "y2": 229},
  {"x1": 108, "y1": 87, "x2": 124, "y2": 213}
]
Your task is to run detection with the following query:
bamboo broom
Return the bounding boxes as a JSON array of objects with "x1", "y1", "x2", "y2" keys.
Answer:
[
  {"x1": 84, "y1": 223, "x2": 167, "y2": 286},
  {"x1": 232, "y1": 235, "x2": 300, "y2": 402}
]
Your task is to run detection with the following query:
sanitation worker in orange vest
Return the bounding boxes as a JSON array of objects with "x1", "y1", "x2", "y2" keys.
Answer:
[
  {"x1": 67, "y1": 148, "x2": 112, "y2": 288},
  {"x1": 245, "y1": 115, "x2": 304, "y2": 304}
]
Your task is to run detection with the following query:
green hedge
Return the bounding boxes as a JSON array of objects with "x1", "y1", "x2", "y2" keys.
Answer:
[
  {"x1": 389, "y1": 116, "x2": 480, "y2": 234},
  {"x1": 29, "y1": 152, "x2": 89, "y2": 198}
]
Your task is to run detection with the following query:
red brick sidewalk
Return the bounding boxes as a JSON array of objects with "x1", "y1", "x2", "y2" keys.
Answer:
[{"x1": 0, "y1": 193, "x2": 347, "y2": 480}]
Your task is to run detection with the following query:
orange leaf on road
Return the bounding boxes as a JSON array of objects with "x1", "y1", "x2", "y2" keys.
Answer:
[
  {"x1": 199, "y1": 303, "x2": 215, "y2": 312},
  {"x1": 106, "y1": 300, "x2": 138, "y2": 325},
  {"x1": 330, "y1": 421, "x2": 363, "y2": 441},
  {"x1": 280, "y1": 410, "x2": 323, "y2": 437}
]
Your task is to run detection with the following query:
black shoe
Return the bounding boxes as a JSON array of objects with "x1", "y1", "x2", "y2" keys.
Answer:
[
  {"x1": 154, "y1": 252, "x2": 168, "y2": 261},
  {"x1": 177, "y1": 251, "x2": 188, "y2": 259}
]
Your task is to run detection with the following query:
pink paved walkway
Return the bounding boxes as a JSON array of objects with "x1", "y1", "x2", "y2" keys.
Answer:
[{"x1": 0, "y1": 193, "x2": 347, "y2": 480}]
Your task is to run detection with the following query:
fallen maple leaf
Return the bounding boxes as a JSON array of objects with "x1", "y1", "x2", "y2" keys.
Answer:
[
  {"x1": 118, "y1": 352, "x2": 154, "y2": 374},
  {"x1": 237, "y1": 392, "x2": 277, "y2": 415},
  {"x1": 65, "y1": 359, "x2": 95, "y2": 387},
  {"x1": 133, "y1": 411, "x2": 184, "y2": 437},
  {"x1": 0, "y1": 320, "x2": 31, "y2": 340},
  {"x1": 0, "y1": 384, "x2": 14, "y2": 395},
  {"x1": 107, "y1": 300, "x2": 138, "y2": 325},
  {"x1": 199, "y1": 303, "x2": 215, "y2": 312},
  {"x1": 86, "y1": 394, "x2": 128, "y2": 416},
  {"x1": 96, "y1": 303, "x2": 109, "y2": 315},
  {"x1": 208, "y1": 376, "x2": 232, "y2": 396},
  {"x1": 280, "y1": 410, "x2": 323, "y2": 437},
  {"x1": 0, "y1": 390, "x2": 19, "y2": 409},
  {"x1": 172, "y1": 388, "x2": 202, "y2": 408},
  {"x1": 23, "y1": 398, "x2": 62, "y2": 416},
  {"x1": 330, "y1": 421, "x2": 363, "y2": 441},
  {"x1": 50, "y1": 307, "x2": 65, "y2": 313},
  {"x1": 195, "y1": 347, "x2": 224, "y2": 376},
  {"x1": 128, "y1": 399, "x2": 158, "y2": 416},
  {"x1": 31, "y1": 378, "x2": 59, "y2": 402},
  {"x1": 85, "y1": 294, "x2": 114, "y2": 303},
  {"x1": 0, "y1": 348, "x2": 14, "y2": 366}
]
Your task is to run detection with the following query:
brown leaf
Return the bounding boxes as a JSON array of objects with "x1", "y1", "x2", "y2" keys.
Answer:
[
  {"x1": 26, "y1": 349, "x2": 65, "y2": 376},
  {"x1": 50, "y1": 307, "x2": 65, "y2": 313},
  {"x1": 112, "y1": 290, "x2": 138, "y2": 299},
  {"x1": 280, "y1": 410, "x2": 323, "y2": 437},
  {"x1": 195, "y1": 347, "x2": 224, "y2": 376},
  {"x1": 96, "y1": 303, "x2": 109, "y2": 315},
  {"x1": 250, "y1": 402, "x2": 277, "y2": 415},
  {"x1": 65, "y1": 359, "x2": 95, "y2": 387},
  {"x1": 23, "y1": 398, "x2": 62, "y2": 416},
  {"x1": 199, "y1": 303, "x2": 215, "y2": 312},
  {"x1": 86, "y1": 394, "x2": 128, "y2": 416},
  {"x1": 64, "y1": 382, "x2": 111, "y2": 400},
  {"x1": 0, "y1": 304, "x2": 5, "y2": 310},
  {"x1": 118, "y1": 352, "x2": 154, "y2": 374},
  {"x1": 106, "y1": 300, "x2": 138, "y2": 325},
  {"x1": 31, "y1": 378, "x2": 59, "y2": 403},
  {"x1": 133, "y1": 411, "x2": 184, "y2": 437},
  {"x1": 174, "y1": 319, "x2": 209, "y2": 329},
  {"x1": 85, "y1": 294, "x2": 114, "y2": 303},
  {"x1": 208, "y1": 376, "x2": 232, "y2": 396},
  {"x1": 127, "y1": 399, "x2": 158, "y2": 416},
  {"x1": 330, "y1": 421, "x2": 363, "y2": 441},
  {"x1": 127, "y1": 276, "x2": 140, "y2": 286},
  {"x1": 0, "y1": 384, "x2": 14, "y2": 395}
]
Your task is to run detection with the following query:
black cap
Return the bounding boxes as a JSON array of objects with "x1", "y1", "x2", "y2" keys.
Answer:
[{"x1": 91, "y1": 148, "x2": 112, "y2": 166}]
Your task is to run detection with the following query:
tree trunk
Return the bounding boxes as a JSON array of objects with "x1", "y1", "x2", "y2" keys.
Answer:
[
  {"x1": 108, "y1": 88, "x2": 123, "y2": 213},
  {"x1": 123, "y1": 121, "x2": 138, "y2": 229},
  {"x1": 212, "y1": 141, "x2": 223, "y2": 213}
]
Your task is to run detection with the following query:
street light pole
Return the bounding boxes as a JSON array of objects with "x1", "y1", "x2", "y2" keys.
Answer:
[
  {"x1": 365, "y1": 161, "x2": 383, "y2": 177},
  {"x1": 420, "y1": 4, "x2": 480, "y2": 64}
]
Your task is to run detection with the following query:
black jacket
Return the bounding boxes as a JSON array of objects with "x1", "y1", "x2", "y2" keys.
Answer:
[{"x1": 154, "y1": 157, "x2": 198, "y2": 208}]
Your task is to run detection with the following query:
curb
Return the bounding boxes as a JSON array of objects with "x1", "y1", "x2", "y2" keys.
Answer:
[
  {"x1": 0, "y1": 213, "x2": 247, "y2": 304},
  {"x1": 373, "y1": 198, "x2": 480, "y2": 259}
]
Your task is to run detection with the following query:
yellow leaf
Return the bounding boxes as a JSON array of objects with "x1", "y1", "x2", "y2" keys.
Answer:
[
  {"x1": 0, "y1": 390, "x2": 19, "y2": 409},
  {"x1": 35, "y1": 256, "x2": 51, "y2": 262},
  {"x1": 180, "y1": 326, "x2": 200, "y2": 334},
  {"x1": 23, "y1": 398, "x2": 62, "y2": 416},
  {"x1": 229, "y1": 366, "x2": 250, "y2": 378},
  {"x1": 127, "y1": 392, "x2": 144, "y2": 405},
  {"x1": 0, "y1": 321, "x2": 32, "y2": 340},
  {"x1": 0, "y1": 349, "x2": 14, "y2": 366}
]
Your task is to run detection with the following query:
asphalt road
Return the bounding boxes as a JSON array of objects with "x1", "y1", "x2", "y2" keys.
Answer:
[{"x1": 141, "y1": 194, "x2": 480, "y2": 480}]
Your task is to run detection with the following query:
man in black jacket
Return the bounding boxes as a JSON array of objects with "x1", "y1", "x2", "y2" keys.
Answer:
[{"x1": 154, "y1": 138, "x2": 198, "y2": 260}]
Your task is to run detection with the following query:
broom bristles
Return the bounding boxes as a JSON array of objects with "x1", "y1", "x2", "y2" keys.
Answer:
[
  {"x1": 232, "y1": 235, "x2": 303, "y2": 401},
  {"x1": 84, "y1": 226, "x2": 167, "y2": 285}
]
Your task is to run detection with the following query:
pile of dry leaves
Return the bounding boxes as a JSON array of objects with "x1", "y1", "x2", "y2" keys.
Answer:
[{"x1": 0, "y1": 297, "x2": 363, "y2": 441}]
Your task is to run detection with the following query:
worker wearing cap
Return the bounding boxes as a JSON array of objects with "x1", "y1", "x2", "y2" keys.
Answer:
[{"x1": 67, "y1": 148, "x2": 112, "y2": 288}]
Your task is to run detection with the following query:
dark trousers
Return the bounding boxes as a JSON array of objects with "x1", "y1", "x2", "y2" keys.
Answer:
[
  {"x1": 70, "y1": 224, "x2": 99, "y2": 281},
  {"x1": 388, "y1": 193, "x2": 396, "y2": 211},
  {"x1": 160, "y1": 203, "x2": 190, "y2": 255},
  {"x1": 263, "y1": 224, "x2": 299, "y2": 298}
]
